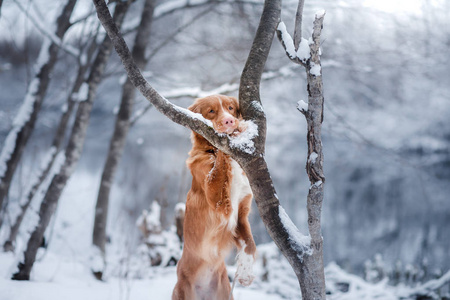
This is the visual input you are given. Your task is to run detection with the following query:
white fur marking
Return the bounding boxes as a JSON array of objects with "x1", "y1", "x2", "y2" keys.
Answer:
[
  {"x1": 228, "y1": 159, "x2": 251, "y2": 232},
  {"x1": 235, "y1": 241, "x2": 255, "y2": 286}
]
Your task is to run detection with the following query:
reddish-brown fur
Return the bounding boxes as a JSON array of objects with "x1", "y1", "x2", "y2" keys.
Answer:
[{"x1": 172, "y1": 95, "x2": 256, "y2": 300}]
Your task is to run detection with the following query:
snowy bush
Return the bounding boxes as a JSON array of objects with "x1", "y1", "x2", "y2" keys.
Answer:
[{"x1": 136, "y1": 201, "x2": 182, "y2": 267}]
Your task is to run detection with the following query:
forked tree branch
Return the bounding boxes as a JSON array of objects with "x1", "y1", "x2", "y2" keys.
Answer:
[{"x1": 92, "y1": 1, "x2": 326, "y2": 298}]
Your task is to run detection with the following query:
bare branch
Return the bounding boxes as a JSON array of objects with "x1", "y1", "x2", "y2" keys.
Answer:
[
  {"x1": 92, "y1": 0, "x2": 242, "y2": 156},
  {"x1": 147, "y1": 6, "x2": 213, "y2": 61},
  {"x1": 131, "y1": 64, "x2": 296, "y2": 126},
  {"x1": 12, "y1": 0, "x2": 80, "y2": 57},
  {"x1": 293, "y1": 0, "x2": 305, "y2": 48}
]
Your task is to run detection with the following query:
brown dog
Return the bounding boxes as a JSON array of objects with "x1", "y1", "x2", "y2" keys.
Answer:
[{"x1": 172, "y1": 95, "x2": 256, "y2": 300}]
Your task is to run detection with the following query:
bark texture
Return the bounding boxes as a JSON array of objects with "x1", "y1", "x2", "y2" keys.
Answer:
[
  {"x1": 298, "y1": 14, "x2": 327, "y2": 300},
  {"x1": 93, "y1": 0, "x2": 326, "y2": 298},
  {"x1": 278, "y1": 7, "x2": 327, "y2": 299},
  {"x1": 11, "y1": 2, "x2": 130, "y2": 281},
  {"x1": 0, "y1": 0, "x2": 77, "y2": 228},
  {"x1": 92, "y1": 0, "x2": 155, "y2": 262}
]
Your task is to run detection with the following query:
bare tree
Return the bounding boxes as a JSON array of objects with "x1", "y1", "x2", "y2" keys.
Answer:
[
  {"x1": 92, "y1": 0, "x2": 156, "y2": 276},
  {"x1": 277, "y1": 3, "x2": 327, "y2": 298},
  {"x1": 3, "y1": 38, "x2": 98, "y2": 252},
  {"x1": 11, "y1": 1, "x2": 132, "y2": 281},
  {"x1": 0, "y1": 0, "x2": 77, "y2": 228},
  {"x1": 93, "y1": 0, "x2": 326, "y2": 298}
]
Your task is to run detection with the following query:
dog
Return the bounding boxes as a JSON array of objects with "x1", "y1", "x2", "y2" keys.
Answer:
[{"x1": 172, "y1": 95, "x2": 256, "y2": 300}]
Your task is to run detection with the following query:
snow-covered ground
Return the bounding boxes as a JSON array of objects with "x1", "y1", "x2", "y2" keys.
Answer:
[
  {"x1": 1, "y1": 240, "x2": 447, "y2": 300},
  {"x1": 0, "y1": 168, "x2": 448, "y2": 300}
]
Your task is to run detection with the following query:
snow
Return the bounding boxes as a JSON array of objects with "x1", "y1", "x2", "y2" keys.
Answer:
[
  {"x1": 72, "y1": 82, "x2": 89, "y2": 102},
  {"x1": 315, "y1": 9, "x2": 326, "y2": 19},
  {"x1": 174, "y1": 202, "x2": 185, "y2": 216},
  {"x1": 0, "y1": 65, "x2": 44, "y2": 178},
  {"x1": 277, "y1": 22, "x2": 296, "y2": 59},
  {"x1": 296, "y1": 38, "x2": 311, "y2": 62},
  {"x1": 278, "y1": 205, "x2": 313, "y2": 261},
  {"x1": 297, "y1": 100, "x2": 308, "y2": 112},
  {"x1": 229, "y1": 120, "x2": 258, "y2": 154},
  {"x1": 310, "y1": 61, "x2": 322, "y2": 76},
  {"x1": 250, "y1": 101, "x2": 264, "y2": 114},
  {"x1": 308, "y1": 151, "x2": 318, "y2": 164},
  {"x1": 173, "y1": 105, "x2": 214, "y2": 128},
  {"x1": 136, "y1": 201, "x2": 161, "y2": 232}
]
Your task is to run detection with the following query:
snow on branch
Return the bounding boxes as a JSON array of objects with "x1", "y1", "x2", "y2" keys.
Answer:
[
  {"x1": 278, "y1": 205, "x2": 313, "y2": 261},
  {"x1": 12, "y1": 0, "x2": 79, "y2": 57}
]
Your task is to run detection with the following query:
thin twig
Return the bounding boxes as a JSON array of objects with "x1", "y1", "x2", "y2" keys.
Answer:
[{"x1": 12, "y1": 0, "x2": 80, "y2": 57}]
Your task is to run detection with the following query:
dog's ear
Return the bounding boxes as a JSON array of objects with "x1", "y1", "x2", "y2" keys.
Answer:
[{"x1": 188, "y1": 99, "x2": 201, "y2": 113}]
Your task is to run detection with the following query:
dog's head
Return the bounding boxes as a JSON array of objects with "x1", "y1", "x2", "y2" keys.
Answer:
[{"x1": 188, "y1": 95, "x2": 240, "y2": 134}]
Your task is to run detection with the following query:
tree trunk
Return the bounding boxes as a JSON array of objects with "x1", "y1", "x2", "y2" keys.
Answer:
[
  {"x1": 92, "y1": 0, "x2": 155, "y2": 273},
  {"x1": 11, "y1": 1, "x2": 131, "y2": 281},
  {"x1": 0, "y1": 0, "x2": 77, "y2": 228},
  {"x1": 3, "y1": 55, "x2": 93, "y2": 252}
]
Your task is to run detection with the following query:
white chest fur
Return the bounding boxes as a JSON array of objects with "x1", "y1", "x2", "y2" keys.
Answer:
[{"x1": 227, "y1": 159, "x2": 252, "y2": 232}]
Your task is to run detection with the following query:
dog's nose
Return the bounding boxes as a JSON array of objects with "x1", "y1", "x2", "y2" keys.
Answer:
[{"x1": 222, "y1": 117, "x2": 235, "y2": 127}]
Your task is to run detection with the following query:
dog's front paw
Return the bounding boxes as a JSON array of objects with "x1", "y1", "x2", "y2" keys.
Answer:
[{"x1": 236, "y1": 249, "x2": 255, "y2": 286}]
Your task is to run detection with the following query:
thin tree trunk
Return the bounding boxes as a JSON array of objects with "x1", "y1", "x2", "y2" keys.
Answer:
[
  {"x1": 277, "y1": 6, "x2": 327, "y2": 298},
  {"x1": 11, "y1": 1, "x2": 131, "y2": 281},
  {"x1": 3, "y1": 49, "x2": 95, "y2": 252},
  {"x1": 0, "y1": 0, "x2": 77, "y2": 227},
  {"x1": 92, "y1": 0, "x2": 155, "y2": 272},
  {"x1": 297, "y1": 12, "x2": 327, "y2": 300}
]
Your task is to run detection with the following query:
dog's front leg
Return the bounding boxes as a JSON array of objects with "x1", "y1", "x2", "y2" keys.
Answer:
[
  {"x1": 204, "y1": 150, "x2": 232, "y2": 216},
  {"x1": 234, "y1": 194, "x2": 256, "y2": 286}
]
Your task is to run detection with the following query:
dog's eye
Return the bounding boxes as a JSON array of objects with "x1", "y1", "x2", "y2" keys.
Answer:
[
  {"x1": 229, "y1": 106, "x2": 233, "y2": 111},
  {"x1": 209, "y1": 109, "x2": 215, "y2": 114}
]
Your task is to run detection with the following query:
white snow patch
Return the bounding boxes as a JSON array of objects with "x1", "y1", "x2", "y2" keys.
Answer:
[
  {"x1": 277, "y1": 22, "x2": 296, "y2": 59},
  {"x1": 308, "y1": 152, "x2": 318, "y2": 163},
  {"x1": 250, "y1": 101, "x2": 264, "y2": 113},
  {"x1": 310, "y1": 62, "x2": 322, "y2": 76},
  {"x1": 315, "y1": 9, "x2": 326, "y2": 18},
  {"x1": 136, "y1": 138, "x2": 144, "y2": 145},
  {"x1": 136, "y1": 201, "x2": 161, "y2": 232},
  {"x1": 229, "y1": 120, "x2": 258, "y2": 154},
  {"x1": 174, "y1": 202, "x2": 185, "y2": 217},
  {"x1": 296, "y1": 38, "x2": 311, "y2": 62},
  {"x1": 72, "y1": 82, "x2": 89, "y2": 102},
  {"x1": 297, "y1": 100, "x2": 308, "y2": 112},
  {"x1": 173, "y1": 106, "x2": 213, "y2": 128},
  {"x1": 278, "y1": 205, "x2": 313, "y2": 260},
  {"x1": 310, "y1": 180, "x2": 323, "y2": 189}
]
